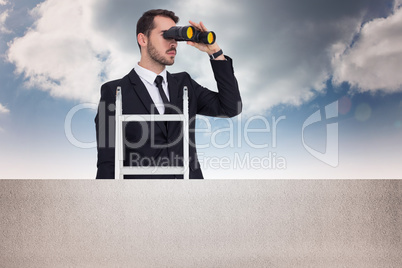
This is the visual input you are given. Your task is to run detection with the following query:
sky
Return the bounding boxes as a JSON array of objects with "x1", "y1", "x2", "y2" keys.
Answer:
[{"x1": 0, "y1": 0, "x2": 401, "y2": 179}]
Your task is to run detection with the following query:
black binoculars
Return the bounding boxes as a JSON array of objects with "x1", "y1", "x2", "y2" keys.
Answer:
[{"x1": 163, "y1": 26, "x2": 216, "y2": 44}]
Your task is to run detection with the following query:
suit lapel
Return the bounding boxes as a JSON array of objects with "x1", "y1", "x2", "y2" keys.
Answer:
[
  {"x1": 167, "y1": 72, "x2": 181, "y2": 111},
  {"x1": 167, "y1": 72, "x2": 182, "y2": 135},
  {"x1": 128, "y1": 69, "x2": 167, "y2": 137}
]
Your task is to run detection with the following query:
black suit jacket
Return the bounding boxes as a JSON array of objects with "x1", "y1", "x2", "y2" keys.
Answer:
[{"x1": 95, "y1": 56, "x2": 242, "y2": 179}]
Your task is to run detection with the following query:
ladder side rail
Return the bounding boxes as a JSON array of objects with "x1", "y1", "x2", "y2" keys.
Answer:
[
  {"x1": 115, "y1": 86, "x2": 124, "y2": 179},
  {"x1": 183, "y1": 86, "x2": 190, "y2": 180}
]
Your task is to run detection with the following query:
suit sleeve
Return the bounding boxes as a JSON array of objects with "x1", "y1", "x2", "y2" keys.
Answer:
[
  {"x1": 194, "y1": 56, "x2": 242, "y2": 118},
  {"x1": 95, "y1": 83, "x2": 116, "y2": 179}
]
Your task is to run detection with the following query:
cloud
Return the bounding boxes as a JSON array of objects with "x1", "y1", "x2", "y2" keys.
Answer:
[
  {"x1": 6, "y1": 0, "x2": 398, "y2": 113},
  {"x1": 0, "y1": 101, "x2": 8, "y2": 133},
  {"x1": 0, "y1": 102, "x2": 10, "y2": 114},
  {"x1": 6, "y1": 0, "x2": 137, "y2": 103},
  {"x1": 0, "y1": 2, "x2": 11, "y2": 34},
  {"x1": 332, "y1": 5, "x2": 402, "y2": 93},
  {"x1": 171, "y1": 0, "x2": 394, "y2": 113}
]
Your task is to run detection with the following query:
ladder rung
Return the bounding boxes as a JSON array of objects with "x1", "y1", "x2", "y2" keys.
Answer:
[
  {"x1": 120, "y1": 114, "x2": 185, "y2": 122},
  {"x1": 121, "y1": 166, "x2": 185, "y2": 175}
]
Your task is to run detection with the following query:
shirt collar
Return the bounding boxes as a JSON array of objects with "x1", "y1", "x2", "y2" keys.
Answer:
[{"x1": 134, "y1": 63, "x2": 167, "y2": 86}]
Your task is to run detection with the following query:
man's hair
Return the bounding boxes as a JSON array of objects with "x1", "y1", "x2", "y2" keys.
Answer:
[{"x1": 136, "y1": 9, "x2": 179, "y2": 50}]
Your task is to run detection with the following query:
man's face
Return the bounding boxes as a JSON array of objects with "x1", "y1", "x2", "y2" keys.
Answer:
[{"x1": 147, "y1": 16, "x2": 177, "y2": 66}]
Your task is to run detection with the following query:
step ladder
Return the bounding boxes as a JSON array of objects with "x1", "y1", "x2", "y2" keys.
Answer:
[{"x1": 114, "y1": 86, "x2": 190, "y2": 179}]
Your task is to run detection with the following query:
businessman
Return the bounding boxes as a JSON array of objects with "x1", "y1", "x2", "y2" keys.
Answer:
[{"x1": 95, "y1": 9, "x2": 242, "y2": 179}]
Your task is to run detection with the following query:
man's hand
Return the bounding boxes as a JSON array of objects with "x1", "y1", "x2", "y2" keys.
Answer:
[{"x1": 186, "y1": 21, "x2": 226, "y2": 60}]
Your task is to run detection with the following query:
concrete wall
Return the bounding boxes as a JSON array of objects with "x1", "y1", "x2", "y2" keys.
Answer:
[{"x1": 1, "y1": 180, "x2": 400, "y2": 267}]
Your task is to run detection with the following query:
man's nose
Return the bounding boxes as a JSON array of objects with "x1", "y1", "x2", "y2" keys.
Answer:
[{"x1": 169, "y1": 38, "x2": 177, "y2": 47}]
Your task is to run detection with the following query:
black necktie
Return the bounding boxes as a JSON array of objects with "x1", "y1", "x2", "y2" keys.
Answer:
[{"x1": 154, "y1": 75, "x2": 170, "y2": 113}]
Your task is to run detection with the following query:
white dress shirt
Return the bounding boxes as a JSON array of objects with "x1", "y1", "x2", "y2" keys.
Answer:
[{"x1": 134, "y1": 63, "x2": 170, "y2": 114}]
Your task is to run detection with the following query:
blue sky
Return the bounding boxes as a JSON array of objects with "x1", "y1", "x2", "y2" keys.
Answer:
[{"x1": 0, "y1": 0, "x2": 401, "y2": 179}]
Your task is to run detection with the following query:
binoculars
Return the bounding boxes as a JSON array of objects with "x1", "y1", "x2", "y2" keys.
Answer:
[{"x1": 163, "y1": 26, "x2": 216, "y2": 44}]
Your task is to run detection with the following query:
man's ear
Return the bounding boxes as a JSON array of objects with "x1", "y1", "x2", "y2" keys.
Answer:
[{"x1": 137, "y1": 33, "x2": 147, "y2": 47}]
